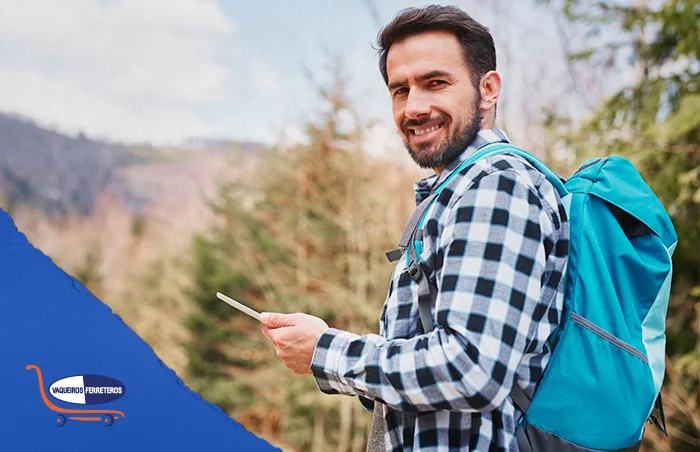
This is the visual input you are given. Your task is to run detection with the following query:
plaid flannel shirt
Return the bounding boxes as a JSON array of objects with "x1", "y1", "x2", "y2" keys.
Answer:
[{"x1": 311, "y1": 129, "x2": 569, "y2": 451}]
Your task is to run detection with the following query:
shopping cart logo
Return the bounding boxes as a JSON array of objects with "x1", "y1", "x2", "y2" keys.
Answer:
[
  {"x1": 50, "y1": 375, "x2": 125, "y2": 405},
  {"x1": 26, "y1": 364, "x2": 126, "y2": 427}
]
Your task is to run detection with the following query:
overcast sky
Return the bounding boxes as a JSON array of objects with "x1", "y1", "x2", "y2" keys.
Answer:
[{"x1": 0, "y1": 1, "x2": 607, "y2": 146}]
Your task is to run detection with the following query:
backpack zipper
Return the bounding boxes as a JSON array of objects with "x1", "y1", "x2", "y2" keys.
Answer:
[{"x1": 570, "y1": 312, "x2": 649, "y2": 365}]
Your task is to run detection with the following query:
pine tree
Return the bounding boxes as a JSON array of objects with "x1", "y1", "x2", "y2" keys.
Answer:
[
  {"x1": 185, "y1": 70, "x2": 417, "y2": 451},
  {"x1": 546, "y1": 1, "x2": 699, "y2": 449}
]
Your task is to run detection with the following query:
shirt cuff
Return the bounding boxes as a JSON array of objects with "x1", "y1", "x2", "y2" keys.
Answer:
[{"x1": 310, "y1": 327, "x2": 360, "y2": 396}]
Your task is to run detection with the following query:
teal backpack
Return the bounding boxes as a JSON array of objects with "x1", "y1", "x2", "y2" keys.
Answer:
[{"x1": 387, "y1": 142, "x2": 676, "y2": 451}]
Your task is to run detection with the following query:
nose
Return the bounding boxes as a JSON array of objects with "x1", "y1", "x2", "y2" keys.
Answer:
[{"x1": 404, "y1": 88, "x2": 431, "y2": 120}]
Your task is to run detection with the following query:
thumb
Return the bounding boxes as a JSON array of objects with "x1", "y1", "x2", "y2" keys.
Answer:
[{"x1": 260, "y1": 312, "x2": 295, "y2": 328}]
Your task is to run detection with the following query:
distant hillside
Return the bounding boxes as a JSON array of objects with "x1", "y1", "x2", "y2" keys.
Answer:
[
  {"x1": 0, "y1": 113, "x2": 265, "y2": 218},
  {"x1": 0, "y1": 113, "x2": 141, "y2": 217}
]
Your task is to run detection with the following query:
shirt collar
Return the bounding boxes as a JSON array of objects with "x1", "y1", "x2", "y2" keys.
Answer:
[{"x1": 413, "y1": 128, "x2": 510, "y2": 204}]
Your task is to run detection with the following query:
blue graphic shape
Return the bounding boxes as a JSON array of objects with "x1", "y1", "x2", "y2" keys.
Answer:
[
  {"x1": 0, "y1": 209, "x2": 278, "y2": 451},
  {"x1": 82, "y1": 375, "x2": 126, "y2": 405}
]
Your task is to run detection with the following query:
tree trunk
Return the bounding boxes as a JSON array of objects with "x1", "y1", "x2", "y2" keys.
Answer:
[{"x1": 312, "y1": 410, "x2": 326, "y2": 452}]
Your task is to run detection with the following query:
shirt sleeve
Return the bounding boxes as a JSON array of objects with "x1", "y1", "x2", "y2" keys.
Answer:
[{"x1": 310, "y1": 168, "x2": 562, "y2": 413}]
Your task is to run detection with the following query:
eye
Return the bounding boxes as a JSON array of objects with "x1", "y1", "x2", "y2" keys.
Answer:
[
  {"x1": 392, "y1": 87, "x2": 408, "y2": 98},
  {"x1": 428, "y1": 80, "x2": 447, "y2": 88}
]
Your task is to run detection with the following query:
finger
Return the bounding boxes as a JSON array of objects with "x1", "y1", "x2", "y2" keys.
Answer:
[
  {"x1": 260, "y1": 327, "x2": 281, "y2": 349},
  {"x1": 260, "y1": 312, "x2": 297, "y2": 328},
  {"x1": 260, "y1": 325, "x2": 274, "y2": 340},
  {"x1": 262, "y1": 325, "x2": 285, "y2": 341},
  {"x1": 266, "y1": 327, "x2": 302, "y2": 346}
]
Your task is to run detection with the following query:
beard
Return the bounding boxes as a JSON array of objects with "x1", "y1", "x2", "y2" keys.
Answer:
[{"x1": 402, "y1": 97, "x2": 483, "y2": 170}]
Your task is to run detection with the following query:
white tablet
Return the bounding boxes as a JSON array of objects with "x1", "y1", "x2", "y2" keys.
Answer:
[{"x1": 216, "y1": 292, "x2": 261, "y2": 321}]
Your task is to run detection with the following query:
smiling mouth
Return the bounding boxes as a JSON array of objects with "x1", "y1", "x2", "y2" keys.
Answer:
[{"x1": 409, "y1": 122, "x2": 444, "y2": 136}]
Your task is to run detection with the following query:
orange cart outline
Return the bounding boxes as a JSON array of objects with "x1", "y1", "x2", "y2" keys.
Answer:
[{"x1": 26, "y1": 364, "x2": 125, "y2": 425}]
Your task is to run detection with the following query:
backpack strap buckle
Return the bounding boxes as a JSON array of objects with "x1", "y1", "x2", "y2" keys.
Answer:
[
  {"x1": 385, "y1": 193, "x2": 438, "y2": 263},
  {"x1": 408, "y1": 261, "x2": 421, "y2": 280},
  {"x1": 648, "y1": 394, "x2": 668, "y2": 437},
  {"x1": 385, "y1": 248, "x2": 405, "y2": 262}
]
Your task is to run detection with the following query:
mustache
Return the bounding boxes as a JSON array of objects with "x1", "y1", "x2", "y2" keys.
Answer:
[{"x1": 402, "y1": 115, "x2": 446, "y2": 130}]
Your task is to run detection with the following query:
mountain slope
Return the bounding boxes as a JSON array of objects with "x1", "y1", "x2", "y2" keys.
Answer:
[{"x1": 0, "y1": 113, "x2": 138, "y2": 216}]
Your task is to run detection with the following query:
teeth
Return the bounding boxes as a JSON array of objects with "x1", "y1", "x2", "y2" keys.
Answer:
[{"x1": 414, "y1": 125, "x2": 439, "y2": 135}]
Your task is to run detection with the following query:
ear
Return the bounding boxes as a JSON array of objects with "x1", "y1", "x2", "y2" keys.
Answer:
[{"x1": 479, "y1": 70, "x2": 501, "y2": 112}]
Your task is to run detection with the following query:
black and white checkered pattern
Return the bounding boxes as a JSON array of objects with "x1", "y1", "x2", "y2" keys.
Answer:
[{"x1": 311, "y1": 130, "x2": 569, "y2": 451}]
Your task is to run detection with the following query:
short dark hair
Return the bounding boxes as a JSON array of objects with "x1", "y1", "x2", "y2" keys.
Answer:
[{"x1": 377, "y1": 5, "x2": 496, "y2": 88}]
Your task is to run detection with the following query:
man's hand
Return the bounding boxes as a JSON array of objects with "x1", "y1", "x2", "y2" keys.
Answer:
[{"x1": 260, "y1": 312, "x2": 329, "y2": 375}]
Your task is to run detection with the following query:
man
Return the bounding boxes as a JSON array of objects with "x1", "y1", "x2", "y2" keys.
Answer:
[{"x1": 260, "y1": 5, "x2": 569, "y2": 451}]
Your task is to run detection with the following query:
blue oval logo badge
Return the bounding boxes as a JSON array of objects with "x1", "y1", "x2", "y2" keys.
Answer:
[{"x1": 49, "y1": 375, "x2": 126, "y2": 405}]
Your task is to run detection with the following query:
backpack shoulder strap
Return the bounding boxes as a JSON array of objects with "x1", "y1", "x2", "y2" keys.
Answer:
[
  {"x1": 386, "y1": 142, "x2": 566, "y2": 336},
  {"x1": 385, "y1": 193, "x2": 438, "y2": 262},
  {"x1": 464, "y1": 143, "x2": 568, "y2": 197}
]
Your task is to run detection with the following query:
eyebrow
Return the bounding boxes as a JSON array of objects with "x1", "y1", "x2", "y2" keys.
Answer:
[{"x1": 388, "y1": 70, "x2": 454, "y2": 91}]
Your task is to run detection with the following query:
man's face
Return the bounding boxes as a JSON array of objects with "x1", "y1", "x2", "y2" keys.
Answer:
[{"x1": 386, "y1": 30, "x2": 483, "y2": 170}]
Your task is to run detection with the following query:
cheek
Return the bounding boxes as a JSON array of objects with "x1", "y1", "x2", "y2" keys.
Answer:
[
  {"x1": 444, "y1": 102, "x2": 467, "y2": 128},
  {"x1": 392, "y1": 104, "x2": 405, "y2": 130}
]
